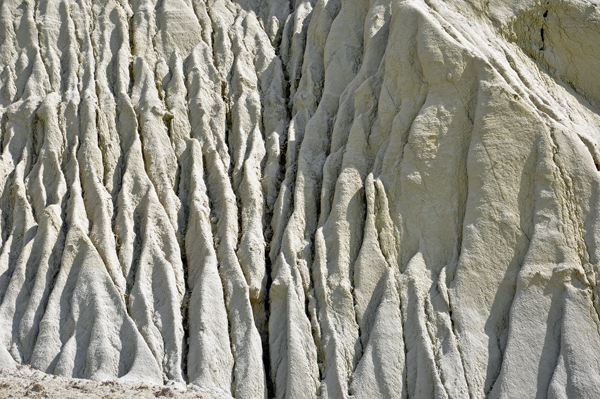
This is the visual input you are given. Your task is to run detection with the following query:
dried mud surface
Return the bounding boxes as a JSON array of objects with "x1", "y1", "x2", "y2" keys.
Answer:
[{"x1": 0, "y1": 365, "x2": 231, "y2": 398}]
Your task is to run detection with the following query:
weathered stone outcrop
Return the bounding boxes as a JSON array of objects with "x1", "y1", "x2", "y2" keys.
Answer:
[{"x1": 1, "y1": 0, "x2": 600, "y2": 397}]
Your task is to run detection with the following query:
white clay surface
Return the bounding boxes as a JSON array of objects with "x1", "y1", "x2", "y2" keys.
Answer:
[{"x1": 0, "y1": 0, "x2": 600, "y2": 397}]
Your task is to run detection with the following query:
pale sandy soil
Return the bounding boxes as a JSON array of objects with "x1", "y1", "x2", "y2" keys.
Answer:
[{"x1": 0, "y1": 365, "x2": 230, "y2": 399}]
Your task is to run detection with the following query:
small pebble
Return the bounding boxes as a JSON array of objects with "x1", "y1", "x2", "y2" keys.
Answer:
[{"x1": 30, "y1": 383, "x2": 44, "y2": 392}]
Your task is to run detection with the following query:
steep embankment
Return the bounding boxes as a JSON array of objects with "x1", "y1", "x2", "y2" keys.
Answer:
[{"x1": 0, "y1": 0, "x2": 600, "y2": 397}]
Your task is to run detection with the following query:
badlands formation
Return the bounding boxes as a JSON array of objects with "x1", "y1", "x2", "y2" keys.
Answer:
[{"x1": 0, "y1": 0, "x2": 600, "y2": 396}]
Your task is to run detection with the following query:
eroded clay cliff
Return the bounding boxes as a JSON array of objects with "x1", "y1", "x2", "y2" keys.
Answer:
[{"x1": 1, "y1": 0, "x2": 600, "y2": 397}]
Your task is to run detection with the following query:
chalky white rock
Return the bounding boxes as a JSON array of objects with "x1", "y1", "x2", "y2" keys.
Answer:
[{"x1": 0, "y1": 0, "x2": 599, "y2": 397}]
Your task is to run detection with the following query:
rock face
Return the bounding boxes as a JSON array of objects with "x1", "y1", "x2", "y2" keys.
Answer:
[{"x1": 1, "y1": 0, "x2": 600, "y2": 397}]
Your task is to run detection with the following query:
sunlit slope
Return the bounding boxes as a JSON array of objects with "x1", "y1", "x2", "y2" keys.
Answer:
[{"x1": 0, "y1": 0, "x2": 599, "y2": 397}]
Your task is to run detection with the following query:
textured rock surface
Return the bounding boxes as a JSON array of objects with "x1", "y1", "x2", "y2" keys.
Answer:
[
  {"x1": 1, "y1": 0, "x2": 600, "y2": 397},
  {"x1": 0, "y1": 364, "x2": 226, "y2": 398}
]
